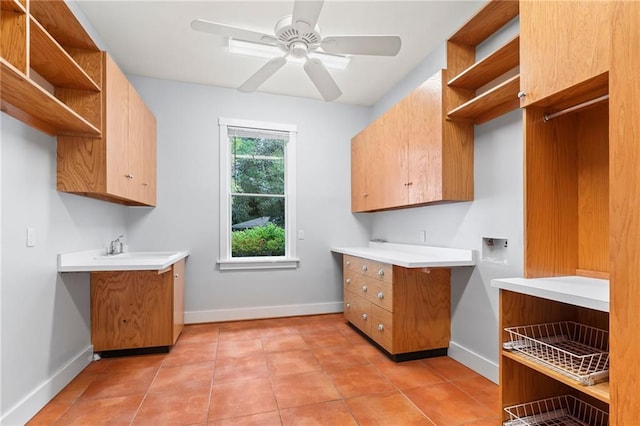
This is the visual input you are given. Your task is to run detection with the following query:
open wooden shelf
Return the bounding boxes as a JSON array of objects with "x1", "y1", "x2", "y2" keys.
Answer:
[
  {"x1": 29, "y1": 0, "x2": 99, "y2": 51},
  {"x1": 447, "y1": 75, "x2": 520, "y2": 124},
  {"x1": 1, "y1": 58, "x2": 101, "y2": 136},
  {"x1": 1, "y1": 0, "x2": 26, "y2": 12},
  {"x1": 503, "y1": 350, "x2": 610, "y2": 404},
  {"x1": 448, "y1": 35, "x2": 519, "y2": 90},
  {"x1": 29, "y1": 17, "x2": 100, "y2": 91},
  {"x1": 448, "y1": 0, "x2": 519, "y2": 46}
]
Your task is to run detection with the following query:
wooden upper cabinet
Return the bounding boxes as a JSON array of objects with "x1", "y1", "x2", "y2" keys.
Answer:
[
  {"x1": 350, "y1": 70, "x2": 473, "y2": 213},
  {"x1": 57, "y1": 53, "x2": 157, "y2": 206},
  {"x1": 519, "y1": 0, "x2": 610, "y2": 108}
]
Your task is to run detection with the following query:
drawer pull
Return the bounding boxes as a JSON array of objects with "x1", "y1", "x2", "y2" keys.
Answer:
[
  {"x1": 361, "y1": 265, "x2": 368, "y2": 272},
  {"x1": 377, "y1": 323, "x2": 384, "y2": 331},
  {"x1": 377, "y1": 269, "x2": 384, "y2": 277},
  {"x1": 361, "y1": 285, "x2": 368, "y2": 292},
  {"x1": 361, "y1": 313, "x2": 368, "y2": 320},
  {"x1": 345, "y1": 303, "x2": 351, "y2": 309},
  {"x1": 346, "y1": 261, "x2": 351, "y2": 267},
  {"x1": 345, "y1": 278, "x2": 351, "y2": 284},
  {"x1": 377, "y1": 291, "x2": 384, "y2": 299}
]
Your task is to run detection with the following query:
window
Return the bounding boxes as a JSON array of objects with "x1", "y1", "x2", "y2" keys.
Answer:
[{"x1": 218, "y1": 118, "x2": 298, "y2": 270}]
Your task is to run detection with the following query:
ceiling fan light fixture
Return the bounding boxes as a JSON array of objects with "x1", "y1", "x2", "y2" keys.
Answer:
[{"x1": 228, "y1": 38, "x2": 350, "y2": 70}]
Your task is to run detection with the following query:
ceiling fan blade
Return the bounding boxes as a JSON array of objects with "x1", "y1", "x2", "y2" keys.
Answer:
[
  {"x1": 303, "y1": 58, "x2": 342, "y2": 101},
  {"x1": 292, "y1": 0, "x2": 324, "y2": 32},
  {"x1": 238, "y1": 56, "x2": 287, "y2": 93},
  {"x1": 321, "y1": 36, "x2": 402, "y2": 56},
  {"x1": 191, "y1": 19, "x2": 277, "y2": 45}
]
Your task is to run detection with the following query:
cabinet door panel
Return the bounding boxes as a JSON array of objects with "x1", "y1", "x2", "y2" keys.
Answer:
[
  {"x1": 520, "y1": 0, "x2": 609, "y2": 106},
  {"x1": 128, "y1": 85, "x2": 145, "y2": 202},
  {"x1": 104, "y1": 55, "x2": 130, "y2": 199},
  {"x1": 351, "y1": 130, "x2": 369, "y2": 212},
  {"x1": 407, "y1": 73, "x2": 444, "y2": 204},
  {"x1": 91, "y1": 270, "x2": 173, "y2": 351},
  {"x1": 142, "y1": 101, "x2": 157, "y2": 206}
]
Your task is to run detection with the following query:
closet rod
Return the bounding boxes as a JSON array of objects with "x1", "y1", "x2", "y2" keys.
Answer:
[{"x1": 543, "y1": 94, "x2": 609, "y2": 122}]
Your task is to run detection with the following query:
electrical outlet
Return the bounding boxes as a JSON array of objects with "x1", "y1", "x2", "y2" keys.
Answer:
[
  {"x1": 419, "y1": 230, "x2": 427, "y2": 242},
  {"x1": 26, "y1": 227, "x2": 36, "y2": 247},
  {"x1": 298, "y1": 230, "x2": 305, "y2": 240}
]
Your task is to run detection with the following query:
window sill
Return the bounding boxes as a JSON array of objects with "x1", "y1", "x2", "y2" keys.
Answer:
[{"x1": 217, "y1": 257, "x2": 300, "y2": 271}]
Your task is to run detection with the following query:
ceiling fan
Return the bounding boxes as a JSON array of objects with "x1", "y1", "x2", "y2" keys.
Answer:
[{"x1": 191, "y1": 0, "x2": 401, "y2": 102}]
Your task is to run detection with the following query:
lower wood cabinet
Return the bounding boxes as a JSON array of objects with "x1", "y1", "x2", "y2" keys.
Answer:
[
  {"x1": 342, "y1": 255, "x2": 451, "y2": 359},
  {"x1": 90, "y1": 259, "x2": 185, "y2": 351}
]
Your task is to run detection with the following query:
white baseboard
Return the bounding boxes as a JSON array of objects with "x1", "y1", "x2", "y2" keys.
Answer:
[
  {"x1": 1, "y1": 345, "x2": 94, "y2": 426},
  {"x1": 448, "y1": 341, "x2": 499, "y2": 384},
  {"x1": 185, "y1": 302, "x2": 344, "y2": 324}
]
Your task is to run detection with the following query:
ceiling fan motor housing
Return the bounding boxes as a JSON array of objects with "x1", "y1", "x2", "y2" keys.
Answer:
[{"x1": 275, "y1": 15, "x2": 321, "y2": 53}]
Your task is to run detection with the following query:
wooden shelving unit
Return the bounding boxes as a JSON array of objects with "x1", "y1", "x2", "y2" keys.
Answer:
[
  {"x1": 445, "y1": 0, "x2": 520, "y2": 124},
  {"x1": 447, "y1": 75, "x2": 520, "y2": 124},
  {"x1": 29, "y1": 17, "x2": 100, "y2": 91},
  {"x1": 0, "y1": 0, "x2": 102, "y2": 137},
  {"x1": 1, "y1": 59, "x2": 100, "y2": 136}
]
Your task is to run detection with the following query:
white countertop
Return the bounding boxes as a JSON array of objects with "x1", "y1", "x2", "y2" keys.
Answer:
[
  {"x1": 491, "y1": 276, "x2": 609, "y2": 312},
  {"x1": 331, "y1": 242, "x2": 475, "y2": 268},
  {"x1": 58, "y1": 249, "x2": 190, "y2": 272}
]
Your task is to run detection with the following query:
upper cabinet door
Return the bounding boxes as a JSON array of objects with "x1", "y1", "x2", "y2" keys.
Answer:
[
  {"x1": 351, "y1": 129, "x2": 369, "y2": 213},
  {"x1": 519, "y1": 0, "x2": 610, "y2": 107},
  {"x1": 104, "y1": 55, "x2": 131, "y2": 200}
]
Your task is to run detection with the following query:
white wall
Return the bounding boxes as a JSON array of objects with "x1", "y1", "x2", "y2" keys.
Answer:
[
  {"x1": 0, "y1": 115, "x2": 128, "y2": 424},
  {"x1": 126, "y1": 76, "x2": 372, "y2": 322},
  {"x1": 365, "y1": 19, "x2": 523, "y2": 383}
]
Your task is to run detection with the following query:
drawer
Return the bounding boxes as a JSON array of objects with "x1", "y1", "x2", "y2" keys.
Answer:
[
  {"x1": 344, "y1": 255, "x2": 393, "y2": 283},
  {"x1": 343, "y1": 270, "x2": 358, "y2": 293},
  {"x1": 343, "y1": 289, "x2": 371, "y2": 335},
  {"x1": 370, "y1": 304, "x2": 393, "y2": 352},
  {"x1": 359, "y1": 279, "x2": 393, "y2": 312}
]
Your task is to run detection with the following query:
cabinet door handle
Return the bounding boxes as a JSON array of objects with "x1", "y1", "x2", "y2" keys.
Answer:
[
  {"x1": 377, "y1": 269, "x2": 384, "y2": 277},
  {"x1": 345, "y1": 278, "x2": 351, "y2": 284},
  {"x1": 361, "y1": 265, "x2": 368, "y2": 272},
  {"x1": 125, "y1": 174, "x2": 134, "y2": 179},
  {"x1": 346, "y1": 261, "x2": 351, "y2": 267},
  {"x1": 361, "y1": 285, "x2": 368, "y2": 292},
  {"x1": 345, "y1": 303, "x2": 351, "y2": 309},
  {"x1": 174, "y1": 273, "x2": 179, "y2": 278},
  {"x1": 377, "y1": 323, "x2": 384, "y2": 331},
  {"x1": 517, "y1": 91, "x2": 526, "y2": 99},
  {"x1": 361, "y1": 313, "x2": 368, "y2": 320},
  {"x1": 142, "y1": 182, "x2": 149, "y2": 186},
  {"x1": 377, "y1": 291, "x2": 384, "y2": 299}
]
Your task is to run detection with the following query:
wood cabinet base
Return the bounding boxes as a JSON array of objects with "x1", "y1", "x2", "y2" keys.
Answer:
[{"x1": 90, "y1": 259, "x2": 185, "y2": 352}]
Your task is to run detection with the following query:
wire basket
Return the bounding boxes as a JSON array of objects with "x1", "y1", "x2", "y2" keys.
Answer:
[
  {"x1": 504, "y1": 395, "x2": 609, "y2": 426},
  {"x1": 503, "y1": 321, "x2": 609, "y2": 385}
]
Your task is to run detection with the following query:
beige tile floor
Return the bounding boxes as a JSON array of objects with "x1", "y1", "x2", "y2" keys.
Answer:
[{"x1": 27, "y1": 314, "x2": 499, "y2": 425}]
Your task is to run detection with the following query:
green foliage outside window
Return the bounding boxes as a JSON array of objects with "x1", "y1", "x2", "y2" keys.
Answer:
[{"x1": 231, "y1": 223, "x2": 285, "y2": 257}]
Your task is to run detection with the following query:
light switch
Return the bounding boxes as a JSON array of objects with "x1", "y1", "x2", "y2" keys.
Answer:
[{"x1": 26, "y1": 227, "x2": 36, "y2": 247}]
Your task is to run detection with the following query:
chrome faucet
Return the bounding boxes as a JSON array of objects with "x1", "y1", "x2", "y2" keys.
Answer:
[{"x1": 108, "y1": 235, "x2": 124, "y2": 255}]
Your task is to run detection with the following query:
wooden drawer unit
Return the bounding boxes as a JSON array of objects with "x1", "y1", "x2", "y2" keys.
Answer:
[
  {"x1": 342, "y1": 254, "x2": 451, "y2": 360},
  {"x1": 344, "y1": 255, "x2": 392, "y2": 283}
]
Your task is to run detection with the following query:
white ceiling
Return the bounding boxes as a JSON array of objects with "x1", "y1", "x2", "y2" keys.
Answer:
[{"x1": 76, "y1": 1, "x2": 484, "y2": 106}]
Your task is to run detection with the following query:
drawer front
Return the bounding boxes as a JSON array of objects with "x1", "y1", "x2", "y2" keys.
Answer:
[
  {"x1": 344, "y1": 289, "x2": 371, "y2": 335},
  {"x1": 343, "y1": 269, "x2": 358, "y2": 293},
  {"x1": 370, "y1": 304, "x2": 393, "y2": 352},
  {"x1": 344, "y1": 255, "x2": 393, "y2": 284},
  {"x1": 362, "y1": 279, "x2": 393, "y2": 312}
]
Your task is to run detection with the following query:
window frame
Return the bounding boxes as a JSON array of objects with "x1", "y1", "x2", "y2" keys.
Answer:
[{"x1": 217, "y1": 117, "x2": 298, "y2": 270}]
